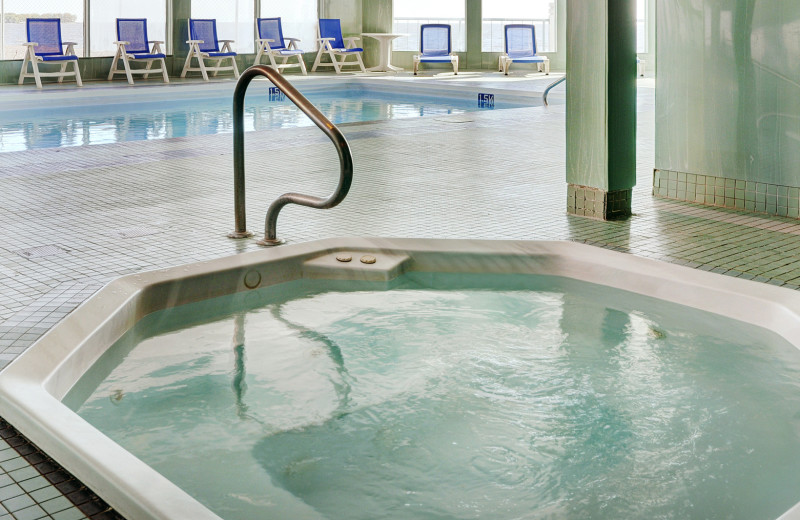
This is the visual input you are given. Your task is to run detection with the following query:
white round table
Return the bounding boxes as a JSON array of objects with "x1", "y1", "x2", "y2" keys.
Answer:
[{"x1": 362, "y1": 33, "x2": 405, "y2": 72}]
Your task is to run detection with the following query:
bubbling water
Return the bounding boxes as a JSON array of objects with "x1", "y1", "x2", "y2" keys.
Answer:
[{"x1": 72, "y1": 274, "x2": 800, "y2": 520}]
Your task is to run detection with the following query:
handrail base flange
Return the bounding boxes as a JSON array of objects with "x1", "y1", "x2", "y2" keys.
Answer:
[
  {"x1": 257, "y1": 237, "x2": 286, "y2": 247},
  {"x1": 228, "y1": 231, "x2": 254, "y2": 239}
]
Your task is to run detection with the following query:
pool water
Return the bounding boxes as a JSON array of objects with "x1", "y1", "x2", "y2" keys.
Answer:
[
  {"x1": 0, "y1": 86, "x2": 526, "y2": 153},
  {"x1": 68, "y1": 273, "x2": 800, "y2": 520}
]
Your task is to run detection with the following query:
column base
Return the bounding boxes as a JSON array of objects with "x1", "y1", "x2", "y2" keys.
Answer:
[{"x1": 567, "y1": 184, "x2": 632, "y2": 220}]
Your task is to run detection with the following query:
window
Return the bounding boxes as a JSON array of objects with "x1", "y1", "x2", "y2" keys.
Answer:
[
  {"x1": 637, "y1": 0, "x2": 646, "y2": 53},
  {"x1": 481, "y1": 0, "x2": 556, "y2": 53},
  {"x1": 260, "y1": 0, "x2": 318, "y2": 51},
  {"x1": 393, "y1": 0, "x2": 465, "y2": 53},
  {"x1": 192, "y1": 0, "x2": 255, "y2": 53},
  {"x1": 90, "y1": 0, "x2": 167, "y2": 57},
  {"x1": 2, "y1": 0, "x2": 84, "y2": 59}
]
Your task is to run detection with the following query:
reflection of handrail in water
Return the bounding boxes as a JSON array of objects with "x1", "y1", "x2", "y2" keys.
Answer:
[
  {"x1": 228, "y1": 307, "x2": 353, "y2": 425},
  {"x1": 269, "y1": 304, "x2": 354, "y2": 416},
  {"x1": 543, "y1": 75, "x2": 566, "y2": 106},
  {"x1": 231, "y1": 313, "x2": 250, "y2": 419}
]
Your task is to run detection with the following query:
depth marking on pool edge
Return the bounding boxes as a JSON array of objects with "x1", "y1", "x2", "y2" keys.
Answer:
[{"x1": 478, "y1": 93, "x2": 495, "y2": 109}]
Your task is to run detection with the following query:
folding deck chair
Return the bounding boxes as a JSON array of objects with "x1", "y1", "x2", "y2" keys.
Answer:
[
  {"x1": 413, "y1": 24, "x2": 459, "y2": 75},
  {"x1": 108, "y1": 18, "x2": 169, "y2": 84},
  {"x1": 19, "y1": 18, "x2": 82, "y2": 88},
  {"x1": 254, "y1": 17, "x2": 307, "y2": 75},
  {"x1": 499, "y1": 24, "x2": 549, "y2": 75},
  {"x1": 181, "y1": 18, "x2": 239, "y2": 81},
  {"x1": 311, "y1": 18, "x2": 365, "y2": 73}
]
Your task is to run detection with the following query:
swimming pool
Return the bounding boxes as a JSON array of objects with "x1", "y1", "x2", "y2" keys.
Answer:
[
  {"x1": 1, "y1": 239, "x2": 799, "y2": 520},
  {"x1": 0, "y1": 80, "x2": 536, "y2": 153}
]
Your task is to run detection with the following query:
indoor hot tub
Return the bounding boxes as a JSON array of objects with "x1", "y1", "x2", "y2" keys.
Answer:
[{"x1": 1, "y1": 238, "x2": 799, "y2": 520}]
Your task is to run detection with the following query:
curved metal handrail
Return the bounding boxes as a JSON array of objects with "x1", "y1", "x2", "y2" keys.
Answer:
[
  {"x1": 543, "y1": 75, "x2": 566, "y2": 106},
  {"x1": 229, "y1": 65, "x2": 353, "y2": 246}
]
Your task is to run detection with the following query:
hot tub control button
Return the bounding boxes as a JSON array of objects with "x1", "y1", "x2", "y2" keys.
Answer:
[
  {"x1": 336, "y1": 254, "x2": 353, "y2": 263},
  {"x1": 360, "y1": 255, "x2": 377, "y2": 265}
]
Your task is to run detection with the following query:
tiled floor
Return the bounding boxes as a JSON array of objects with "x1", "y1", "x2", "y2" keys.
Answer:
[{"x1": 2, "y1": 70, "x2": 800, "y2": 518}]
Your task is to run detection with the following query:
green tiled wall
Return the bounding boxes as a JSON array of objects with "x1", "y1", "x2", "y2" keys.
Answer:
[{"x1": 655, "y1": 1, "x2": 800, "y2": 189}]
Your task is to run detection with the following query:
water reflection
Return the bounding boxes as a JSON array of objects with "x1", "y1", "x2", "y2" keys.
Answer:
[{"x1": 0, "y1": 91, "x2": 501, "y2": 153}]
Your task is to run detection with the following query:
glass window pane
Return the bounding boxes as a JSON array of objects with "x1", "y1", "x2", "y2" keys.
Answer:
[
  {"x1": 3, "y1": 0, "x2": 84, "y2": 59},
  {"x1": 192, "y1": 0, "x2": 255, "y2": 53},
  {"x1": 393, "y1": 0, "x2": 466, "y2": 52},
  {"x1": 637, "y1": 0, "x2": 647, "y2": 53},
  {"x1": 89, "y1": 0, "x2": 167, "y2": 57},
  {"x1": 260, "y1": 0, "x2": 317, "y2": 51},
  {"x1": 481, "y1": 0, "x2": 556, "y2": 53}
]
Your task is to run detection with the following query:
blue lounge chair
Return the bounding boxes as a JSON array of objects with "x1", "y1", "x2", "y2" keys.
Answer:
[
  {"x1": 255, "y1": 17, "x2": 307, "y2": 75},
  {"x1": 500, "y1": 24, "x2": 549, "y2": 75},
  {"x1": 413, "y1": 24, "x2": 458, "y2": 75},
  {"x1": 18, "y1": 18, "x2": 82, "y2": 88},
  {"x1": 311, "y1": 18, "x2": 365, "y2": 73},
  {"x1": 108, "y1": 18, "x2": 168, "y2": 84},
  {"x1": 181, "y1": 18, "x2": 239, "y2": 81}
]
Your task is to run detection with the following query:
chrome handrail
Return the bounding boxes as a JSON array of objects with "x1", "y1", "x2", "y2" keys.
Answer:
[
  {"x1": 543, "y1": 75, "x2": 566, "y2": 105},
  {"x1": 229, "y1": 65, "x2": 353, "y2": 246}
]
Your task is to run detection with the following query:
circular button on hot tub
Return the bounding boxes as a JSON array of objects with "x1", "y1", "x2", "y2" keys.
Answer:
[{"x1": 244, "y1": 270, "x2": 262, "y2": 289}]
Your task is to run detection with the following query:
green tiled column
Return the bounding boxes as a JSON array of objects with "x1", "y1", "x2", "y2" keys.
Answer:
[
  {"x1": 566, "y1": 0, "x2": 637, "y2": 220},
  {"x1": 321, "y1": 0, "x2": 363, "y2": 35},
  {"x1": 465, "y1": 0, "x2": 482, "y2": 70},
  {"x1": 171, "y1": 0, "x2": 192, "y2": 77},
  {"x1": 362, "y1": 0, "x2": 392, "y2": 67}
]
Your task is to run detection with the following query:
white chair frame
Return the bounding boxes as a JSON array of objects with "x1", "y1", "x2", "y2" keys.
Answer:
[
  {"x1": 413, "y1": 54, "x2": 459, "y2": 75},
  {"x1": 18, "y1": 41, "x2": 83, "y2": 89},
  {"x1": 108, "y1": 40, "x2": 169, "y2": 85},
  {"x1": 312, "y1": 35, "x2": 365, "y2": 73},
  {"x1": 181, "y1": 39, "x2": 239, "y2": 81},
  {"x1": 499, "y1": 54, "x2": 550, "y2": 75},
  {"x1": 254, "y1": 37, "x2": 307, "y2": 75}
]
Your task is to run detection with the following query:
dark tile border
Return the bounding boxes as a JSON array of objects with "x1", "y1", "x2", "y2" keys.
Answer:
[
  {"x1": 653, "y1": 168, "x2": 800, "y2": 218},
  {"x1": 0, "y1": 418, "x2": 125, "y2": 520}
]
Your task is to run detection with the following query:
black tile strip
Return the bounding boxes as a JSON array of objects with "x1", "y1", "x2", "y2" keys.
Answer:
[{"x1": 0, "y1": 417, "x2": 126, "y2": 520}]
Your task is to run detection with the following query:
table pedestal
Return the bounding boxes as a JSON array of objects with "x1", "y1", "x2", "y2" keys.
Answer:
[{"x1": 362, "y1": 33, "x2": 405, "y2": 72}]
